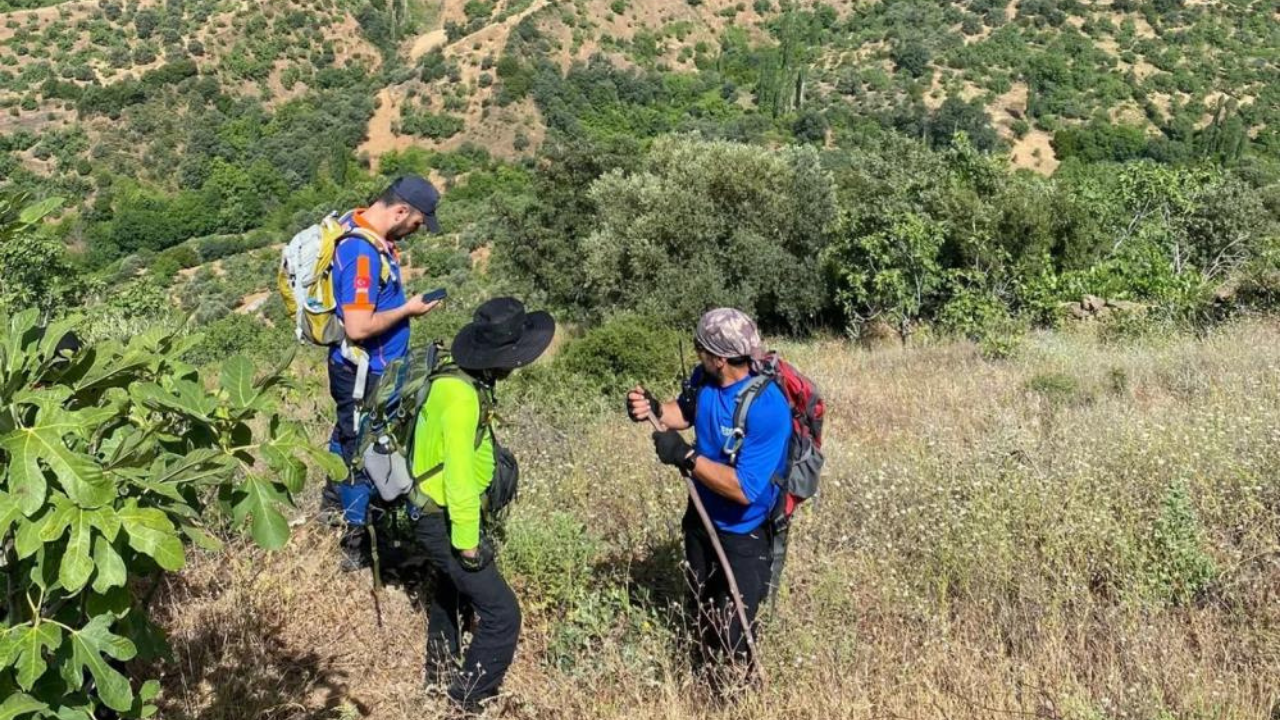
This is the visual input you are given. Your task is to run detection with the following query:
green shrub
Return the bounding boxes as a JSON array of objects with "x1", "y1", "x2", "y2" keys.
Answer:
[
  {"x1": 502, "y1": 512, "x2": 603, "y2": 611},
  {"x1": 184, "y1": 312, "x2": 288, "y2": 367},
  {"x1": 1143, "y1": 481, "x2": 1217, "y2": 606},
  {"x1": 977, "y1": 325, "x2": 1024, "y2": 361},
  {"x1": 158, "y1": 244, "x2": 200, "y2": 270},
  {"x1": 1097, "y1": 309, "x2": 1164, "y2": 344},
  {"x1": 399, "y1": 107, "x2": 465, "y2": 139},
  {"x1": 580, "y1": 136, "x2": 838, "y2": 329},
  {"x1": 1025, "y1": 371, "x2": 1083, "y2": 406},
  {"x1": 891, "y1": 40, "x2": 931, "y2": 78},
  {"x1": 0, "y1": 193, "x2": 82, "y2": 316},
  {"x1": 938, "y1": 277, "x2": 1010, "y2": 340},
  {"x1": 558, "y1": 314, "x2": 685, "y2": 396},
  {"x1": 829, "y1": 212, "x2": 946, "y2": 340},
  {"x1": 463, "y1": 0, "x2": 493, "y2": 21},
  {"x1": 103, "y1": 276, "x2": 170, "y2": 319},
  {"x1": 938, "y1": 277, "x2": 1027, "y2": 359}
]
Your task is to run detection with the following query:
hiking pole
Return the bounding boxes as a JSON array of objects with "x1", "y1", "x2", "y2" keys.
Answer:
[
  {"x1": 368, "y1": 522, "x2": 385, "y2": 629},
  {"x1": 645, "y1": 412, "x2": 767, "y2": 687}
]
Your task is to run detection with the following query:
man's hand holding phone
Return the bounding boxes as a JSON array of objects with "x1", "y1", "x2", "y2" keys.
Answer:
[{"x1": 404, "y1": 287, "x2": 447, "y2": 317}]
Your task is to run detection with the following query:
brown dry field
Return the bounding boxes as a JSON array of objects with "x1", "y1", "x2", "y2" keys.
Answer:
[{"x1": 145, "y1": 319, "x2": 1280, "y2": 719}]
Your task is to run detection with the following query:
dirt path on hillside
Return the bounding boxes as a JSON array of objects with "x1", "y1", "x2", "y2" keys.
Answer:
[
  {"x1": 439, "y1": 0, "x2": 548, "y2": 59},
  {"x1": 235, "y1": 291, "x2": 271, "y2": 315},
  {"x1": 409, "y1": 28, "x2": 448, "y2": 60},
  {"x1": 1011, "y1": 130, "x2": 1059, "y2": 175},
  {"x1": 360, "y1": 0, "x2": 550, "y2": 165},
  {"x1": 358, "y1": 88, "x2": 417, "y2": 165}
]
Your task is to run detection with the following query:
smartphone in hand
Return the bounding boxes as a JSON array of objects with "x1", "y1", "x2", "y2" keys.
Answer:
[{"x1": 421, "y1": 288, "x2": 448, "y2": 303}]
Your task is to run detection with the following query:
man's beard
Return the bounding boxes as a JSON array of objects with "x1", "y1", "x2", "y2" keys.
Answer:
[
  {"x1": 702, "y1": 362, "x2": 723, "y2": 384},
  {"x1": 387, "y1": 220, "x2": 416, "y2": 242}
]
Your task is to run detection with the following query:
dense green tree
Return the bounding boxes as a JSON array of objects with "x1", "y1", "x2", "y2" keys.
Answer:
[
  {"x1": 792, "y1": 109, "x2": 828, "y2": 144},
  {"x1": 581, "y1": 135, "x2": 839, "y2": 329},
  {"x1": 891, "y1": 41, "x2": 931, "y2": 79},
  {"x1": 930, "y1": 97, "x2": 999, "y2": 152},
  {"x1": 0, "y1": 194, "x2": 82, "y2": 315},
  {"x1": 829, "y1": 212, "x2": 947, "y2": 338},
  {"x1": 491, "y1": 134, "x2": 642, "y2": 312}
]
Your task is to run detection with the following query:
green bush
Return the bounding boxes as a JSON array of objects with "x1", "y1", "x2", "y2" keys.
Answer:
[
  {"x1": 580, "y1": 135, "x2": 839, "y2": 329},
  {"x1": 399, "y1": 108, "x2": 465, "y2": 139},
  {"x1": 828, "y1": 212, "x2": 946, "y2": 340},
  {"x1": 1097, "y1": 308, "x2": 1164, "y2": 345},
  {"x1": 502, "y1": 512, "x2": 603, "y2": 611},
  {"x1": 0, "y1": 193, "x2": 82, "y2": 316},
  {"x1": 558, "y1": 314, "x2": 685, "y2": 395},
  {"x1": 99, "y1": 277, "x2": 170, "y2": 322},
  {"x1": 157, "y1": 244, "x2": 200, "y2": 271},
  {"x1": 1142, "y1": 481, "x2": 1217, "y2": 606},
  {"x1": 1025, "y1": 371, "x2": 1084, "y2": 406},
  {"x1": 184, "y1": 313, "x2": 289, "y2": 367},
  {"x1": 891, "y1": 41, "x2": 931, "y2": 78},
  {"x1": 938, "y1": 276, "x2": 1026, "y2": 359}
]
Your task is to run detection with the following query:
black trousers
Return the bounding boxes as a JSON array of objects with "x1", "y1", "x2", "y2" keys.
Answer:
[
  {"x1": 682, "y1": 502, "x2": 772, "y2": 669},
  {"x1": 413, "y1": 511, "x2": 521, "y2": 705}
]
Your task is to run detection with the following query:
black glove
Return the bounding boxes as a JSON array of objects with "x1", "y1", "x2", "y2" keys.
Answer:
[
  {"x1": 456, "y1": 535, "x2": 495, "y2": 572},
  {"x1": 652, "y1": 430, "x2": 697, "y2": 471},
  {"x1": 627, "y1": 388, "x2": 662, "y2": 423}
]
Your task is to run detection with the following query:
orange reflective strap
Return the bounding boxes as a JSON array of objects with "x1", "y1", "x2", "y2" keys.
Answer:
[{"x1": 344, "y1": 254, "x2": 376, "y2": 312}]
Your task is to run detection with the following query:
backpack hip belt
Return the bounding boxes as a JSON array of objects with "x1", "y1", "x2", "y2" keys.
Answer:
[{"x1": 407, "y1": 485, "x2": 446, "y2": 515}]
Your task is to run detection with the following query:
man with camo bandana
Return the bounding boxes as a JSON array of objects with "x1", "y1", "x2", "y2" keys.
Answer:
[{"x1": 625, "y1": 308, "x2": 792, "y2": 680}]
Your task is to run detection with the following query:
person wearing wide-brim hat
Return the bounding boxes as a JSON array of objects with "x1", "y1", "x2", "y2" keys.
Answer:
[{"x1": 406, "y1": 297, "x2": 553, "y2": 712}]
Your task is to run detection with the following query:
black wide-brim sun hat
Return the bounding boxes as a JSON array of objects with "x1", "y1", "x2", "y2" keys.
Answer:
[{"x1": 452, "y1": 297, "x2": 555, "y2": 371}]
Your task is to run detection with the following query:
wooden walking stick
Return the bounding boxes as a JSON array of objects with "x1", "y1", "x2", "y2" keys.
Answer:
[{"x1": 646, "y1": 411, "x2": 767, "y2": 686}]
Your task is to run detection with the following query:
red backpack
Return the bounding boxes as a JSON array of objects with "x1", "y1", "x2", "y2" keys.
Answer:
[{"x1": 703, "y1": 352, "x2": 826, "y2": 518}]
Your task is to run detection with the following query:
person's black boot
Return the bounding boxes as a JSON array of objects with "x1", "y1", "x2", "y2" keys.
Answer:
[
  {"x1": 338, "y1": 527, "x2": 371, "y2": 572},
  {"x1": 318, "y1": 480, "x2": 344, "y2": 526}
]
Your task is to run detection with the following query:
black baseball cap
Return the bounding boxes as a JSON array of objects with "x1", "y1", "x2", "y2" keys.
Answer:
[{"x1": 391, "y1": 175, "x2": 442, "y2": 234}]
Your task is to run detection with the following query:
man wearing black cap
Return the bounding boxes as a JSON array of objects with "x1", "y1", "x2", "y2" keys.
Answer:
[
  {"x1": 408, "y1": 297, "x2": 554, "y2": 712},
  {"x1": 323, "y1": 175, "x2": 445, "y2": 568}
]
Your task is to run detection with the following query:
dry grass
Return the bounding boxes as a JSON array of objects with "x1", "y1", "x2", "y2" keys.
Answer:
[{"x1": 147, "y1": 320, "x2": 1280, "y2": 719}]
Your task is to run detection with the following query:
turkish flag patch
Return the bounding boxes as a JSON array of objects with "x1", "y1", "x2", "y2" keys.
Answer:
[{"x1": 354, "y1": 276, "x2": 371, "y2": 291}]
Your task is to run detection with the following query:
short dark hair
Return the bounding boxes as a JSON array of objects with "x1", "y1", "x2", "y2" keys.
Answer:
[{"x1": 375, "y1": 185, "x2": 407, "y2": 208}]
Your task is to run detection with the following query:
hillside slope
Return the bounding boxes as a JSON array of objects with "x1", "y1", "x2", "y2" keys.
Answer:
[
  {"x1": 149, "y1": 321, "x2": 1280, "y2": 719},
  {"x1": 3, "y1": 0, "x2": 1275, "y2": 182}
]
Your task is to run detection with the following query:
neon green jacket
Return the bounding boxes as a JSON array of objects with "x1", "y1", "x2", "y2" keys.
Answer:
[{"x1": 411, "y1": 375, "x2": 494, "y2": 550}]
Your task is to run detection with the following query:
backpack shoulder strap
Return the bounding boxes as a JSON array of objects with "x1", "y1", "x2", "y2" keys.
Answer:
[
  {"x1": 411, "y1": 342, "x2": 445, "y2": 414},
  {"x1": 409, "y1": 368, "x2": 493, "y2": 485},
  {"x1": 725, "y1": 374, "x2": 774, "y2": 466},
  {"x1": 337, "y1": 227, "x2": 394, "y2": 284},
  {"x1": 428, "y1": 366, "x2": 494, "y2": 449}
]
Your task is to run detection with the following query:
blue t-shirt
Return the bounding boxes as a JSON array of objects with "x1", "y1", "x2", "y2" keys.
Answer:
[
  {"x1": 328, "y1": 211, "x2": 409, "y2": 374},
  {"x1": 689, "y1": 374, "x2": 791, "y2": 534}
]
